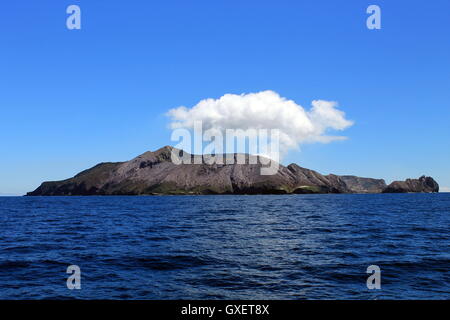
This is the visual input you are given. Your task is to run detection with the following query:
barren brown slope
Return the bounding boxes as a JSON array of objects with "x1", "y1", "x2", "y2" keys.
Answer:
[
  {"x1": 339, "y1": 176, "x2": 387, "y2": 193},
  {"x1": 27, "y1": 146, "x2": 351, "y2": 195}
]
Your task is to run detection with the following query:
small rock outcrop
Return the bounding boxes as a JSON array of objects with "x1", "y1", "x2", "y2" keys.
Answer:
[{"x1": 383, "y1": 176, "x2": 439, "y2": 193}]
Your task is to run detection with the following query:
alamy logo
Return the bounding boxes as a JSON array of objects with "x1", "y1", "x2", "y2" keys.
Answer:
[
  {"x1": 66, "y1": 265, "x2": 81, "y2": 290},
  {"x1": 366, "y1": 265, "x2": 381, "y2": 289},
  {"x1": 170, "y1": 120, "x2": 281, "y2": 175},
  {"x1": 66, "y1": 5, "x2": 81, "y2": 30},
  {"x1": 366, "y1": 5, "x2": 381, "y2": 30}
]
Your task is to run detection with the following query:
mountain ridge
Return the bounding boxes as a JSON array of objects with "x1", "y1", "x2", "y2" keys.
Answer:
[{"x1": 27, "y1": 146, "x2": 439, "y2": 196}]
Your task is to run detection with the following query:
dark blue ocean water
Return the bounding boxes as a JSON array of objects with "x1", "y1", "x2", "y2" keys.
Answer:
[{"x1": 0, "y1": 194, "x2": 449, "y2": 299}]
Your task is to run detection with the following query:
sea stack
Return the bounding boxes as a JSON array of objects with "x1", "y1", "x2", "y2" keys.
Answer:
[{"x1": 383, "y1": 176, "x2": 439, "y2": 193}]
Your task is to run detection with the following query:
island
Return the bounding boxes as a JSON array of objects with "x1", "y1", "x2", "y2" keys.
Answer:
[{"x1": 27, "y1": 146, "x2": 439, "y2": 196}]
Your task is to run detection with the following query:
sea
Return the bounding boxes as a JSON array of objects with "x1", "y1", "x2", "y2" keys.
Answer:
[{"x1": 0, "y1": 193, "x2": 448, "y2": 299}]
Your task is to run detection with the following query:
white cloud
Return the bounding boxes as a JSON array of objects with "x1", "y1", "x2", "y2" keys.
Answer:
[
  {"x1": 440, "y1": 187, "x2": 450, "y2": 193},
  {"x1": 167, "y1": 90, "x2": 353, "y2": 156}
]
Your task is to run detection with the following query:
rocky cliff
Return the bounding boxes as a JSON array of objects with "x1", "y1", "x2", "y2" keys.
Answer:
[
  {"x1": 383, "y1": 176, "x2": 439, "y2": 193},
  {"x1": 27, "y1": 146, "x2": 439, "y2": 196}
]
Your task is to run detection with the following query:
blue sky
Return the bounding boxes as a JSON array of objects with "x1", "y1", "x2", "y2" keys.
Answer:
[{"x1": 1, "y1": 0, "x2": 449, "y2": 195}]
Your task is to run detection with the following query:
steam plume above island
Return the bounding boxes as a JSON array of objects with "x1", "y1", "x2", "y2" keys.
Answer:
[{"x1": 167, "y1": 90, "x2": 354, "y2": 156}]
